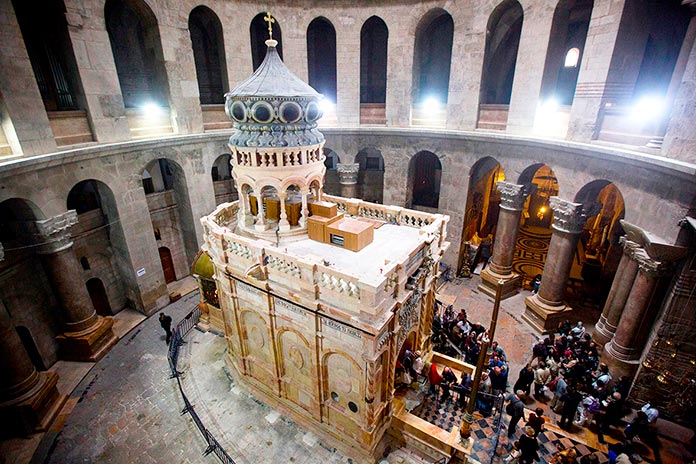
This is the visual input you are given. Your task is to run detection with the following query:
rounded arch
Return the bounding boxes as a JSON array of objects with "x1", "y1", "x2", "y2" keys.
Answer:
[
  {"x1": 250, "y1": 12, "x2": 284, "y2": 70},
  {"x1": 412, "y1": 8, "x2": 454, "y2": 105},
  {"x1": 189, "y1": 5, "x2": 228, "y2": 104},
  {"x1": 211, "y1": 154, "x2": 232, "y2": 181},
  {"x1": 360, "y1": 16, "x2": 389, "y2": 104},
  {"x1": 105, "y1": 0, "x2": 169, "y2": 108},
  {"x1": 408, "y1": 151, "x2": 442, "y2": 209},
  {"x1": 323, "y1": 148, "x2": 341, "y2": 170},
  {"x1": 480, "y1": 0, "x2": 524, "y2": 105},
  {"x1": 0, "y1": 198, "x2": 45, "y2": 251},
  {"x1": 307, "y1": 17, "x2": 337, "y2": 102}
]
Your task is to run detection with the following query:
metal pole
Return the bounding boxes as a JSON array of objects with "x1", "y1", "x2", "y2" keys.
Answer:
[{"x1": 488, "y1": 280, "x2": 505, "y2": 346}]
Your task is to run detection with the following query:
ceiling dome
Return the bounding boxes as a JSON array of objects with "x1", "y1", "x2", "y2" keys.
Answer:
[{"x1": 225, "y1": 39, "x2": 325, "y2": 148}]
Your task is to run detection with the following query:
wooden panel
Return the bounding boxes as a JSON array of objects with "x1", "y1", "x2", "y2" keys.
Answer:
[
  {"x1": 307, "y1": 214, "x2": 344, "y2": 243},
  {"x1": 264, "y1": 198, "x2": 280, "y2": 221},
  {"x1": 47, "y1": 110, "x2": 94, "y2": 146},
  {"x1": 327, "y1": 218, "x2": 374, "y2": 252},
  {"x1": 286, "y1": 201, "x2": 301, "y2": 226},
  {"x1": 201, "y1": 104, "x2": 233, "y2": 131},
  {"x1": 250, "y1": 196, "x2": 258, "y2": 216},
  {"x1": 308, "y1": 201, "x2": 337, "y2": 218}
]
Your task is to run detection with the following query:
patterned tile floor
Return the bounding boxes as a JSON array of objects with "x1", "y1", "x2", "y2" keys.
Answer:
[{"x1": 412, "y1": 391, "x2": 611, "y2": 464}]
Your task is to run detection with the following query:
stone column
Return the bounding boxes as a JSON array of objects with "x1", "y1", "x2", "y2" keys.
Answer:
[
  {"x1": 63, "y1": 0, "x2": 131, "y2": 142},
  {"x1": 0, "y1": 0, "x2": 57, "y2": 156},
  {"x1": 337, "y1": 163, "x2": 359, "y2": 199},
  {"x1": 603, "y1": 250, "x2": 663, "y2": 380},
  {"x1": 479, "y1": 182, "x2": 529, "y2": 299},
  {"x1": 662, "y1": 2, "x2": 696, "y2": 161},
  {"x1": 523, "y1": 197, "x2": 585, "y2": 332},
  {"x1": 594, "y1": 237, "x2": 640, "y2": 347},
  {"x1": 299, "y1": 188, "x2": 309, "y2": 227},
  {"x1": 278, "y1": 192, "x2": 290, "y2": 231},
  {"x1": 0, "y1": 302, "x2": 67, "y2": 437},
  {"x1": 36, "y1": 211, "x2": 118, "y2": 362}
]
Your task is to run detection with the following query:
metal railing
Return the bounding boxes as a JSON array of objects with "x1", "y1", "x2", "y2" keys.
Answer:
[{"x1": 167, "y1": 306, "x2": 236, "y2": 464}]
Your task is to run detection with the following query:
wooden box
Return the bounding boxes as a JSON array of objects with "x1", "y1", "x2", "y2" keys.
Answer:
[
  {"x1": 326, "y1": 218, "x2": 374, "y2": 252},
  {"x1": 307, "y1": 213, "x2": 344, "y2": 243},
  {"x1": 309, "y1": 201, "x2": 337, "y2": 218}
]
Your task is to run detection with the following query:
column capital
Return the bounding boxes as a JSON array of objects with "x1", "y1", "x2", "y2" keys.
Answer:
[
  {"x1": 35, "y1": 210, "x2": 78, "y2": 254},
  {"x1": 549, "y1": 197, "x2": 585, "y2": 234},
  {"x1": 497, "y1": 181, "x2": 529, "y2": 211},
  {"x1": 634, "y1": 249, "x2": 663, "y2": 276},
  {"x1": 619, "y1": 236, "x2": 641, "y2": 257},
  {"x1": 336, "y1": 163, "x2": 359, "y2": 185}
]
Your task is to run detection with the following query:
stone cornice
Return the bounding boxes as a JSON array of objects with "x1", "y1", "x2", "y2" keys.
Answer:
[
  {"x1": 35, "y1": 210, "x2": 78, "y2": 254},
  {"x1": 620, "y1": 220, "x2": 689, "y2": 262},
  {"x1": 496, "y1": 181, "x2": 528, "y2": 211},
  {"x1": 549, "y1": 197, "x2": 585, "y2": 234}
]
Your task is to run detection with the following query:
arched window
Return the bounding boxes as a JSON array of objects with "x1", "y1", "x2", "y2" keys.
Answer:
[
  {"x1": 105, "y1": 0, "x2": 169, "y2": 108},
  {"x1": 360, "y1": 17, "x2": 388, "y2": 104},
  {"x1": 189, "y1": 6, "x2": 228, "y2": 104},
  {"x1": 307, "y1": 18, "x2": 337, "y2": 102},
  {"x1": 409, "y1": 151, "x2": 442, "y2": 209},
  {"x1": 480, "y1": 1, "x2": 524, "y2": 105},
  {"x1": 250, "y1": 13, "x2": 283, "y2": 70},
  {"x1": 80, "y1": 257, "x2": 91, "y2": 270},
  {"x1": 413, "y1": 10, "x2": 453, "y2": 105},
  {"x1": 12, "y1": 0, "x2": 80, "y2": 111},
  {"x1": 564, "y1": 48, "x2": 580, "y2": 68}
]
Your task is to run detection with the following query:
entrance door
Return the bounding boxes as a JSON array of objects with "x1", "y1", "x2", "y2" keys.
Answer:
[
  {"x1": 159, "y1": 247, "x2": 177, "y2": 283},
  {"x1": 86, "y1": 278, "x2": 112, "y2": 316}
]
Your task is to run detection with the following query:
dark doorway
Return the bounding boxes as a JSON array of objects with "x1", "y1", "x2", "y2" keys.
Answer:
[
  {"x1": 16, "y1": 326, "x2": 46, "y2": 371},
  {"x1": 307, "y1": 17, "x2": 337, "y2": 102},
  {"x1": 86, "y1": 278, "x2": 112, "y2": 316},
  {"x1": 188, "y1": 6, "x2": 228, "y2": 104},
  {"x1": 410, "y1": 151, "x2": 442, "y2": 209},
  {"x1": 159, "y1": 247, "x2": 176, "y2": 283}
]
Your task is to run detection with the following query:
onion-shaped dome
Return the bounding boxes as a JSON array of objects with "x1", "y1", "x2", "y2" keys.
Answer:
[{"x1": 225, "y1": 39, "x2": 324, "y2": 148}]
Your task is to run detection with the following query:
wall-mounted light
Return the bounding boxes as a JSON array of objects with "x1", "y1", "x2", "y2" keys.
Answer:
[
  {"x1": 141, "y1": 102, "x2": 163, "y2": 120},
  {"x1": 423, "y1": 97, "x2": 441, "y2": 117},
  {"x1": 631, "y1": 96, "x2": 666, "y2": 122}
]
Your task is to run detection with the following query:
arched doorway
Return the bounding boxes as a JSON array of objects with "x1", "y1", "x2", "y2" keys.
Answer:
[
  {"x1": 250, "y1": 12, "x2": 283, "y2": 70},
  {"x1": 16, "y1": 326, "x2": 46, "y2": 371},
  {"x1": 408, "y1": 151, "x2": 442, "y2": 209},
  {"x1": 323, "y1": 148, "x2": 341, "y2": 196},
  {"x1": 477, "y1": 0, "x2": 524, "y2": 130},
  {"x1": 574, "y1": 181, "x2": 625, "y2": 303},
  {"x1": 189, "y1": 5, "x2": 228, "y2": 104},
  {"x1": 159, "y1": 247, "x2": 177, "y2": 283},
  {"x1": 86, "y1": 278, "x2": 112, "y2": 316},
  {"x1": 459, "y1": 157, "x2": 506, "y2": 275},
  {"x1": 355, "y1": 147, "x2": 384, "y2": 203},
  {"x1": 307, "y1": 17, "x2": 337, "y2": 104},
  {"x1": 212, "y1": 154, "x2": 236, "y2": 205},
  {"x1": 512, "y1": 164, "x2": 559, "y2": 287}
]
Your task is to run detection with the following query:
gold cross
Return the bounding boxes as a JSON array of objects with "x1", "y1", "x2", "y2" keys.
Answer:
[{"x1": 263, "y1": 12, "x2": 275, "y2": 40}]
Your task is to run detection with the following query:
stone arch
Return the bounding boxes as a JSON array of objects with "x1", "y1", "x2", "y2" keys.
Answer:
[
  {"x1": 251, "y1": 12, "x2": 284, "y2": 70},
  {"x1": 355, "y1": 147, "x2": 384, "y2": 203},
  {"x1": 407, "y1": 151, "x2": 442, "y2": 209},
  {"x1": 321, "y1": 350, "x2": 363, "y2": 414},
  {"x1": 141, "y1": 158, "x2": 198, "y2": 278},
  {"x1": 480, "y1": 0, "x2": 523, "y2": 105},
  {"x1": 323, "y1": 148, "x2": 341, "y2": 196},
  {"x1": 307, "y1": 17, "x2": 337, "y2": 102},
  {"x1": 105, "y1": 0, "x2": 169, "y2": 108},
  {"x1": 211, "y1": 154, "x2": 236, "y2": 205},
  {"x1": 539, "y1": 0, "x2": 593, "y2": 106},
  {"x1": 573, "y1": 180, "x2": 626, "y2": 301},
  {"x1": 67, "y1": 179, "x2": 131, "y2": 314},
  {"x1": 276, "y1": 327, "x2": 312, "y2": 382},
  {"x1": 360, "y1": 16, "x2": 388, "y2": 105},
  {"x1": 239, "y1": 309, "x2": 275, "y2": 382},
  {"x1": 189, "y1": 5, "x2": 228, "y2": 104},
  {"x1": 412, "y1": 8, "x2": 454, "y2": 106}
]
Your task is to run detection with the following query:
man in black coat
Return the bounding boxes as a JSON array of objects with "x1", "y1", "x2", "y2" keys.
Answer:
[
  {"x1": 159, "y1": 312, "x2": 173, "y2": 344},
  {"x1": 559, "y1": 386, "x2": 583, "y2": 431},
  {"x1": 506, "y1": 392, "x2": 525, "y2": 438}
]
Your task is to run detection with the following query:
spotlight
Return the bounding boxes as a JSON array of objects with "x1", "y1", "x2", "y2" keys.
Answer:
[
  {"x1": 423, "y1": 97, "x2": 440, "y2": 116},
  {"x1": 320, "y1": 99, "x2": 335, "y2": 114},
  {"x1": 631, "y1": 96, "x2": 665, "y2": 121},
  {"x1": 541, "y1": 98, "x2": 559, "y2": 113},
  {"x1": 141, "y1": 102, "x2": 163, "y2": 119}
]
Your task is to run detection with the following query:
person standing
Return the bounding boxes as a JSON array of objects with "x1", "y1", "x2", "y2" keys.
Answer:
[
  {"x1": 518, "y1": 426, "x2": 540, "y2": 464},
  {"x1": 533, "y1": 361, "x2": 551, "y2": 400},
  {"x1": 559, "y1": 386, "x2": 582, "y2": 431},
  {"x1": 514, "y1": 364, "x2": 535, "y2": 398},
  {"x1": 506, "y1": 392, "x2": 526, "y2": 438},
  {"x1": 159, "y1": 312, "x2": 173, "y2": 344}
]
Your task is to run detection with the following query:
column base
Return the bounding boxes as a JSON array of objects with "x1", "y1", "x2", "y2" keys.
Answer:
[
  {"x1": 522, "y1": 295, "x2": 574, "y2": 334},
  {"x1": 57, "y1": 315, "x2": 118, "y2": 362},
  {"x1": 602, "y1": 346, "x2": 641, "y2": 382},
  {"x1": 0, "y1": 371, "x2": 67, "y2": 438},
  {"x1": 593, "y1": 317, "x2": 616, "y2": 348},
  {"x1": 478, "y1": 268, "x2": 522, "y2": 300}
]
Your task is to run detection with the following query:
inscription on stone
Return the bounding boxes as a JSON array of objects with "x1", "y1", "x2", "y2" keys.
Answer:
[
  {"x1": 236, "y1": 281, "x2": 264, "y2": 304},
  {"x1": 274, "y1": 297, "x2": 307, "y2": 319},
  {"x1": 322, "y1": 318, "x2": 362, "y2": 339}
]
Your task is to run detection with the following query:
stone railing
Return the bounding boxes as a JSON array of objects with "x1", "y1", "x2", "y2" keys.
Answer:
[
  {"x1": 201, "y1": 195, "x2": 449, "y2": 315},
  {"x1": 231, "y1": 145, "x2": 324, "y2": 168},
  {"x1": 146, "y1": 189, "x2": 177, "y2": 212}
]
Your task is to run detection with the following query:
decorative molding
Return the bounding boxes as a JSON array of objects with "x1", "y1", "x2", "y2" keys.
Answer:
[
  {"x1": 35, "y1": 210, "x2": 78, "y2": 254},
  {"x1": 336, "y1": 163, "x2": 359, "y2": 185},
  {"x1": 497, "y1": 182, "x2": 529, "y2": 211},
  {"x1": 396, "y1": 289, "x2": 421, "y2": 352},
  {"x1": 549, "y1": 197, "x2": 585, "y2": 234}
]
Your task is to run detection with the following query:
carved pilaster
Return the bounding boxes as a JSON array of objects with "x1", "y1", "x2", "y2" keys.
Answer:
[
  {"x1": 497, "y1": 182, "x2": 528, "y2": 211},
  {"x1": 549, "y1": 197, "x2": 585, "y2": 234},
  {"x1": 35, "y1": 210, "x2": 78, "y2": 254},
  {"x1": 336, "y1": 163, "x2": 359, "y2": 185}
]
